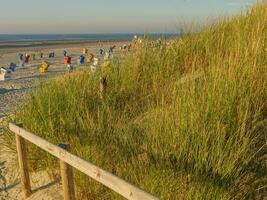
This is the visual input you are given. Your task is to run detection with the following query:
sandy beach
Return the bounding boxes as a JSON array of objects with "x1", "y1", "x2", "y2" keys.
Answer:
[
  {"x1": 0, "y1": 40, "x2": 129, "y2": 116},
  {"x1": 0, "y1": 40, "x2": 129, "y2": 199}
]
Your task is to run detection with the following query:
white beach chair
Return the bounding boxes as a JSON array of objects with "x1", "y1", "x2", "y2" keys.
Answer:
[
  {"x1": 104, "y1": 52, "x2": 112, "y2": 61},
  {"x1": 90, "y1": 58, "x2": 99, "y2": 72},
  {"x1": 0, "y1": 67, "x2": 11, "y2": 81},
  {"x1": 67, "y1": 64, "x2": 75, "y2": 73}
]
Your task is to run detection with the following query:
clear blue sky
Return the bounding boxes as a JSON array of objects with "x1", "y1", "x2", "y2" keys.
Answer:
[{"x1": 0, "y1": 0, "x2": 257, "y2": 34}]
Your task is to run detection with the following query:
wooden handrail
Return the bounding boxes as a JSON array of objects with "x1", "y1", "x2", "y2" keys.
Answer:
[{"x1": 9, "y1": 123, "x2": 159, "y2": 200}]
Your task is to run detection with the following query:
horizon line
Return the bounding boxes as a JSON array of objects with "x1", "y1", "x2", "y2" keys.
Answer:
[{"x1": 0, "y1": 32, "x2": 179, "y2": 35}]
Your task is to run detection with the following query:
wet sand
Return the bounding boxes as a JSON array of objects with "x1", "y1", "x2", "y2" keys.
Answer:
[{"x1": 0, "y1": 40, "x2": 130, "y2": 53}]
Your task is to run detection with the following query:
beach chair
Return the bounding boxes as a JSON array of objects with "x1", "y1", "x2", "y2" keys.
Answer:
[
  {"x1": 99, "y1": 48, "x2": 105, "y2": 55},
  {"x1": 67, "y1": 64, "x2": 75, "y2": 73},
  {"x1": 83, "y1": 48, "x2": 88, "y2": 54},
  {"x1": 38, "y1": 52, "x2": 44, "y2": 59},
  {"x1": 77, "y1": 55, "x2": 85, "y2": 64},
  {"x1": 86, "y1": 54, "x2": 94, "y2": 63},
  {"x1": 9, "y1": 63, "x2": 17, "y2": 72},
  {"x1": 17, "y1": 54, "x2": 24, "y2": 67},
  {"x1": 90, "y1": 58, "x2": 99, "y2": 72},
  {"x1": 39, "y1": 61, "x2": 50, "y2": 73},
  {"x1": 49, "y1": 52, "x2": 55, "y2": 58},
  {"x1": 30, "y1": 54, "x2": 36, "y2": 61},
  {"x1": 64, "y1": 56, "x2": 71, "y2": 65},
  {"x1": 104, "y1": 52, "x2": 112, "y2": 61},
  {"x1": 122, "y1": 44, "x2": 127, "y2": 50},
  {"x1": 0, "y1": 67, "x2": 11, "y2": 81},
  {"x1": 93, "y1": 57, "x2": 99, "y2": 66},
  {"x1": 17, "y1": 53, "x2": 23, "y2": 61},
  {"x1": 63, "y1": 50, "x2": 67, "y2": 57},
  {"x1": 19, "y1": 60, "x2": 25, "y2": 67},
  {"x1": 24, "y1": 54, "x2": 30, "y2": 64}
]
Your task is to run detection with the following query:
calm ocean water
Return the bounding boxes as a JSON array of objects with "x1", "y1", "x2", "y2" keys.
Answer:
[{"x1": 0, "y1": 34, "x2": 178, "y2": 43}]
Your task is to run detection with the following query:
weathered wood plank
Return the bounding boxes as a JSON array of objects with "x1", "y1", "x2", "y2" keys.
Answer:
[
  {"x1": 9, "y1": 123, "x2": 159, "y2": 200},
  {"x1": 59, "y1": 143, "x2": 75, "y2": 200},
  {"x1": 15, "y1": 134, "x2": 32, "y2": 198}
]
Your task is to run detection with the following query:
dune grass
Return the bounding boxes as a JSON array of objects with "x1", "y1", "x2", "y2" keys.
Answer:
[{"x1": 5, "y1": 3, "x2": 267, "y2": 199}]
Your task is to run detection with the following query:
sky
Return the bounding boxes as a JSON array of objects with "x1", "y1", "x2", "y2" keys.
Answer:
[{"x1": 0, "y1": 0, "x2": 258, "y2": 34}]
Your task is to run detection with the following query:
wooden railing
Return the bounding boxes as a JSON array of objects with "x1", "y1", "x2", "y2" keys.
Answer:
[{"x1": 9, "y1": 123, "x2": 159, "y2": 200}]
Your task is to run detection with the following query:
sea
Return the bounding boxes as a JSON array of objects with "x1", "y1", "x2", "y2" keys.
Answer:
[{"x1": 0, "y1": 33, "x2": 178, "y2": 43}]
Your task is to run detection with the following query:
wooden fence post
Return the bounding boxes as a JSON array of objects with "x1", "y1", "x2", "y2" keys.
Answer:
[
  {"x1": 59, "y1": 143, "x2": 75, "y2": 200},
  {"x1": 15, "y1": 131, "x2": 32, "y2": 199},
  {"x1": 100, "y1": 76, "x2": 107, "y2": 99}
]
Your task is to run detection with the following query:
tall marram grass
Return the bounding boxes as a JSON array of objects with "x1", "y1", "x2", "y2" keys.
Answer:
[{"x1": 6, "y1": 3, "x2": 267, "y2": 199}]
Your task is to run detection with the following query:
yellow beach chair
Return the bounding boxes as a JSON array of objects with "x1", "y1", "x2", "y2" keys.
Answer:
[
  {"x1": 86, "y1": 54, "x2": 94, "y2": 63},
  {"x1": 83, "y1": 48, "x2": 88, "y2": 54},
  {"x1": 39, "y1": 61, "x2": 50, "y2": 73}
]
